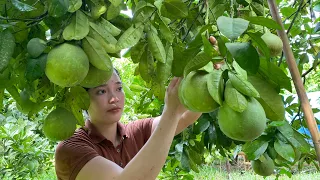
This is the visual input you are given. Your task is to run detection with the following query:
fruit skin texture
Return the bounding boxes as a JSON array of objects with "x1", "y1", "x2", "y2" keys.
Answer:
[
  {"x1": 261, "y1": 32, "x2": 283, "y2": 57},
  {"x1": 80, "y1": 64, "x2": 113, "y2": 88},
  {"x1": 218, "y1": 97, "x2": 266, "y2": 141},
  {"x1": 179, "y1": 71, "x2": 219, "y2": 113},
  {"x1": 43, "y1": 107, "x2": 77, "y2": 141},
  {"x1": 45, "y1": 43, "x2": 89, "y2": 87},
  {"x1": 252, "y1": 153, "x2": 275, "y2": 176}
]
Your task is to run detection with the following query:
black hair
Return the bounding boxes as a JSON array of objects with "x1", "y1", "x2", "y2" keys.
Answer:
[{"x1": 83, "y1": 68, "x2": 121, "y2": 91}]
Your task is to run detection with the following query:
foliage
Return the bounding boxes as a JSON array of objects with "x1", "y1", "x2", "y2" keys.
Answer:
[{"x1": 0, "y1": 0, "x2": 320, "y2": 179}]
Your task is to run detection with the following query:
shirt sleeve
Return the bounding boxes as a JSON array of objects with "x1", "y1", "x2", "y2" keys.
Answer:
[{"x1": 54, "y1": 138, "x2": 99, "y2": 180}]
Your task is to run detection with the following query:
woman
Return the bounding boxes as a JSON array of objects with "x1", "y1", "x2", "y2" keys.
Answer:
[{"x1": 54, "y1": 37, "x2": 220, "y2": 180}]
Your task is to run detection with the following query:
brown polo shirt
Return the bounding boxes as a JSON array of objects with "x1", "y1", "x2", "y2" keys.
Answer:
[{"x1": 54, "y1": 118, "x2": 154, "y2": 180}]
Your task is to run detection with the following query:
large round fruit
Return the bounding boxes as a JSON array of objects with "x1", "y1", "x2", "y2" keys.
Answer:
[
  {"x1": 252, "y1": 153, "x2": 275, "y2": 176},
  {"x1": 218, "y1": 97, "x2": 266, "y2": 141},
  {"x1": 80, "y1": 64, "x2": 113, "y2": 88},
  {"x1": 27, "y1": 38, "x2": 46, "y2": 58},
  {"x1": 45, "y1": 43, "x2": 89, "y2": 87},
  {"x1": 42, "y1": 107, "x2": 77, "y2": 141},
  {"x1": 261, "y1": 32, "x2": 283, "y2": 57},
  {"x1": 179, "y1": 71, "x2": 219, "y2": 113}
]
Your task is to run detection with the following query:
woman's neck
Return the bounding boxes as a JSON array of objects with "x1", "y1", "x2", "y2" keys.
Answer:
[{"x1": 92, "y1": 120, "x2": 120, "y2": 147}]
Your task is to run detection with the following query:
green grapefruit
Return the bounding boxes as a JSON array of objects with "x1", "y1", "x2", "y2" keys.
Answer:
[
  {"x1": 252, "y1": 153, "x2": 275, "y2": 176},
  {"x1": 80, "y1": 64, "x2": 113, "y2": 88},
  {"x1": 43, "y1": 107, "x2": 77, "y2": 141},
  {"x1": 261, "y1": 32, "x2": 283, "y2": 57},
  {"x1": 27, "y1": 38, "x2": 47, "y2": 58},
  {"x1": 218, "y1": 97, "x2": 266, "y2": 141},
  {"x1": 45, "y1": 43, "x2": 89, "y2": 87},
  {"x1": 179, "y1": 71, "x2": 219, "y2": 113}
]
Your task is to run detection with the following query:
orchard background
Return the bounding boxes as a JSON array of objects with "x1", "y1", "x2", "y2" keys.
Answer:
[{"x1": 1, "y1": 0, "x2": 320, "y2": 179}]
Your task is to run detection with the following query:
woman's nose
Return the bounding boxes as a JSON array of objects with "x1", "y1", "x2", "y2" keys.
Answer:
[{"x1": 109, "y1": 94, "x2": 119, "y2": 103}]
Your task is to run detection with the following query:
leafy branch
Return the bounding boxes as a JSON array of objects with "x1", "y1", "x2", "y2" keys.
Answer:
[
  {"x1": 182, "y1": 1, "x2": 205, "y2": 42},
  {"x1": 302, "y1": 61, "x2": 320, "y2": 78}
]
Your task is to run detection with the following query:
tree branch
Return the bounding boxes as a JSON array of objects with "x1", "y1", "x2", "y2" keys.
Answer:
[
  {"x1": 286, "y1": 0, "x2": 304, "y2": 35},
  {"x1": 182, "y1": 1, "x2": 205, "y2": 42},
  {"x1": 302, "y1": 61, "x2": 320, "y2": 78},
  {"x1": 283, "y1": 0, "x2": 310, "y2": 23}
]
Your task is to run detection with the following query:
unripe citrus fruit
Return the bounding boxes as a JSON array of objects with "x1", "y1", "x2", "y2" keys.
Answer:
[
  {"x1": 252, "y1": 153, "x2": 275, "y2": 176},
  {"x1": 43, "y1": 107, "x2": 77, "y2": 141},
  {"x1": 261, "y1": 32, "x2": 283, "y2": 57},
  {"x1": 45, "y1": 43, "x2": 89, "y2": 87},
  {"x1": 179, "y1": 71, "x2": 219, "y2": 113},
  {"x1": 218, "y1": 97, "x2": 266, "y2": 141},
  {"x1": 80, "y1": 64, "x2": 113, "y2": 88},
  {"x1": 27, "y1": 38, "x2": 46, "y2": 58}
]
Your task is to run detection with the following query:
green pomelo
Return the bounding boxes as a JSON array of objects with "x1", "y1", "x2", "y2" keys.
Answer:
[
  {"x1": 252, "y1": 153, "x2": 275, "y2": 176},
  {"x1": 43, "y1": 107, "x2": 77, "y2": 141},
  {"x1": 261, "y1": 32, "x2": 283, "y2": 57},
  {"x1": 178, "y1": 78, "x2": 197, "y2": 112},
  {"x1": 180, "y1": 71, "x2": 219, "y2": 113},
  {"x1": 218, "y1": 97, "x2": 266, "y2": 141},
  {"x1": 80, "y1": 64, "x2": 113, "y2": 88},
  {"x1": 45, "y1": 43, "x2": 89, "y2": 87},
  {"x1": 27, "y1": 38, "x2": 47, "y2": 58}
]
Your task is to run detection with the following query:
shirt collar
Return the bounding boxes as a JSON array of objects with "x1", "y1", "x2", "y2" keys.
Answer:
[{"x1": 84, "y1": 119, "x2": 129, "y2": 144}]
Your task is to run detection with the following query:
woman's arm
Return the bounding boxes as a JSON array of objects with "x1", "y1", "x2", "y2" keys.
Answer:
[{"x1": 76, "y1": 77, "x2": 186, "y2": 180}]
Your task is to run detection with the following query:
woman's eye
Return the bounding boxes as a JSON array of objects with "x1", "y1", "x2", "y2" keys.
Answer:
[
  {"x1": 97, "y1": 90, "x2": 106, "y2": 95},
  {"x1": 117, "y1": 87, "x2": 123, "y2": 91}
]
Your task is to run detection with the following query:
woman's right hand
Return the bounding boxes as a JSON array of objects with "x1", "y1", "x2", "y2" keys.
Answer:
[{"x1": 163, "y1": 77, "x2": 187, "y2": 118}]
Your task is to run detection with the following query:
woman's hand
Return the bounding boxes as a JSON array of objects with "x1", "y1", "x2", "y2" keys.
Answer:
[{"x1": 163, "y1": 77, "x2": 187, "y2": 118}]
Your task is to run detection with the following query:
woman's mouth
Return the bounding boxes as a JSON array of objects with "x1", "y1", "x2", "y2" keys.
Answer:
[{"x1": 107, "y1": 107, "x2": 121, "y2": 113}]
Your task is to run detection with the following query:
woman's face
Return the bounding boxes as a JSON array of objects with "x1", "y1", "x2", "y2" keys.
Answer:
[{"x1": 87, "y1": 72, "x2": 125, "y2": 124}]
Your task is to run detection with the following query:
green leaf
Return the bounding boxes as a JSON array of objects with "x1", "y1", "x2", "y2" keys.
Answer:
[
  {"x1": 277, "y1": 121, "x2": 311, "y2": 154},
  {"x1": 116, "y1": 23, "x2": 144, "y2": 49},
  {"x1": 139, "y1": 46, "x2": 155, "y2": 82},
  {"x1": 245, "y1": 16, "x2": 282, "y2": 30},
  {"x1": 11, "y1": 0, "x2": 36, "y2": 12},
  {"x1": 250, "y1": 2, "x2": 264, "y2": 16},
  {"x1": 242, "y1": 138, "x2": 269, "y2": 160},
  {"x1": 109, "y1": 0, "x2": 121, "y2": 7},
  {"x1": 274, "y1": 138, "x2": 295, "y2": 163},
  {"x1": 280, "y1": 7, "x2": 296, "y2": 18},
  {"x1": 187, "y1": 147, "x2": 202, "y2": 165},
  {"x1": 25, "y1": 54, "x2": 47, "y2": 82},
  {"x1": 48, "y1": 0, "x2": 69, "y2": 18},
  {"x1": 224, "y1": 80, "x2": 248, "y2": 112},
  {"x1": 68, "y1": 0, "x2": 82, "y2": 12},
  {"x1": 258, "y1": 58, "x2": 292, "y2": 92},
  {"x1": 163, "y1": 0, "x2": 188, "y2": 18},
  {"x1": 183, "y1": 51, "x2": 211, "y2": 77},
  {"x1": 0, "y1": 88, "x2": 3, "y2": 110},
  {"x1": 130, "y1": 42, "x2": 147, "y2": 63},
  {"x1": 247, "y1": 32, "x2": 270, "y2": 60},
  {"x1": 217, "y1": 16, "x2": 249, "y2": 40},
  {"x1": 82, "y1": 36, "x2": 113, "y2": 71},
  {"x1": 63, "y1": 10, "x2": 89, "y2": 40},
  {"x1": 225, "y1": 42, "x2": 260, "y2": 74},
  {"x1": 232, "y1": 61, "x2": 247, "y2": 80},
  {"x1": 68, "y1": 86, "x2": 90, "y2": 110},
  {"x1": 278, "y1": 168, "x2": 293, "y2": 178},
  {"x1": 228, "y1": 72, "x2": 260, "y2": 98},
  {"x1": 201, "y1": 33, "x2": 219, "y2": 57},
  {"x1": 105, "y1": 3, "x2": 120, "y2": 20},
  {"x1": 97, "y1": 18, "x2": 121, "y2": 37},
  {"x1": 207, "y1": 69, "x2": 224, "y2": 105},
  {"x1": 147, "y1": 30, "x2": 166, "y2": 63},
  {"x1": 248, "y1": 75, "x2": 285, "y2": 121},
  {"x1": 314, "y1": 2, "x2": 320, "y2": 12},
  {"x1": 193, "y1": 116, "x2": 210, "y2": 134},
  {"x1": 181, "y1": 147, "x2": 191, "y2": 171},
  {"x1": 0, "y1": 29, "x2": 15, "y2": 72},
  {"x1": 157, "y1": 14, "x2": 174, "y2": 43},
  {"x1": 89, "y1": 22, "x2": 117, "y2": 44}
]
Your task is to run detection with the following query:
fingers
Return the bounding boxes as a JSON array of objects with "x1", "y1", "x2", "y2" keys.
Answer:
[
  {"x1": 209, "y1": 36, "x2": 217, "y2": 46},
  {"x1": 167, "y1": 77, "x2": 180, "y2": 91}
]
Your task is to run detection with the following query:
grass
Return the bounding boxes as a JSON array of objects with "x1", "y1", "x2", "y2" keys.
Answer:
[
  {"x1": 190, "y1": 164, "x2": 320, "y2": 180},
  {"x1": 33, "y1": 162, "x2": 320, "y2": 180}
]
